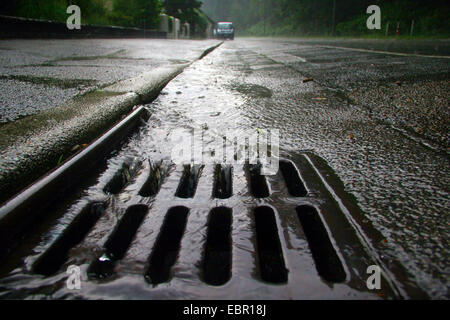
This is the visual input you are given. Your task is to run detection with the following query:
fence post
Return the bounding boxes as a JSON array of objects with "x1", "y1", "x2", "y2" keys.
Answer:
[
  {"x1": 396, "y1": 22, "x2": 400, "y2": 36},
  {"x1": 159, "y1": 14, "x2": 169, "y2": 34},
  {"x1": 410, "y1": 20, "x2": 414, "y2": 36},
  {"x1": 185, "y1": 23, "x2": 190, "y2": 39},
  {"x1": 174, "y1": 18, "x2": 180, "y2": 39},
  {"x1": 168, "y1": 16, "x2": 174, "y2": 39},
  {"x1": 385, "y1": 22, "x2": 389, "y2": 36}
]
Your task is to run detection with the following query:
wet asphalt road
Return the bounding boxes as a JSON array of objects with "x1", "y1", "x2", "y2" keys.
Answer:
[
  {"x1": 213, "y1": 39, "x2": 449, "y2": 298},
  {"x1": 142, "y1": 38, "x2": 449, "y2": 298},
  {"x1": 153, "y1": 39, "x2": 450, "y2": 298},
  {"x1": 0, "y1": 38, "x2": 448, "y2": 299},
  {"x1": 0, "y1": 39, "x2": 219, "y2": 123}
]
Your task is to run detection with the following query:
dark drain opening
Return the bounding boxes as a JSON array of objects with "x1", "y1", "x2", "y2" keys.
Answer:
[
  {"x1": 175, "y1": 165, "x2": 204, "y2": 198},
  {"x1": 254, "y1": 206, "x2": 288, "y2": 284},
  {"x1": 33, "y1": 202, "x2": 105, "y2": 276},
  {"x1": 88, "y1": 205, "x2": 148, "y2": 279},
  {"x1": 202, "y1": 207, "x2": 232, "y2": 286},
  {"x1": 103, "y1": 163, "x2": 131, "y2": 195},
  {"x1": 145, "y1": 206, "x2": 189, "y2": 285},
  {"x1": 279, "y1": 160, "x2": 307, "y2": 197},
  {"x1": 213, "y1": 165, "x2": 232, "y2": 199},
  {"x1": 139, "y1": 161, "x2": 169, "y2": 197},
  {"x1": 247, "y1": 164, "x2": 269, "y2": 198},
  {"x1": 296, "y1": 206, "x2": 346, "y2": 283}
]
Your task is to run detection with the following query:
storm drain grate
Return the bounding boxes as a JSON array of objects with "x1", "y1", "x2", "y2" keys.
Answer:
[{"x1": 0, "y1": 153, "x2": 402, "y2": 299}]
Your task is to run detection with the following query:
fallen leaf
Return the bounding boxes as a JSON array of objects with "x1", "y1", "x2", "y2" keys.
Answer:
[
  {"x1": 81, "y1": 143, "x2": 88, "y2": 148},
  {"x1": 395, "y1": 81, "x2": 402, "y2": 86},
  {"x1": 71, "y1": 145, "x2": 80, "y2": 152},
  {"x1": 302, "y1": 78, "x2": 313, "y2": 83},
  {"x1": 312, "y1": 97, "x2": 327, "y2": 101},
  {"x1": 349, "y1": 133, "x2": 354, "y2": 140},
  {"x1": 57, "y1": 154, "x2": 64, "y2": 165}
]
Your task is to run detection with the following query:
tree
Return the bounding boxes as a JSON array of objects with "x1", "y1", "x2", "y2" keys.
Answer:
[
  {"x1": 163, "y1": 0, "x2": 202, "y2": 26},
  {"x1": 108, "y1": 0, "x2": 161, "y2": 28}
]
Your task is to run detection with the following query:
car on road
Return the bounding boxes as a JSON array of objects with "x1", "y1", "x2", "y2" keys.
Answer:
[{"x1": 215, "y1": 22, "x2": 234, "y2": 40}]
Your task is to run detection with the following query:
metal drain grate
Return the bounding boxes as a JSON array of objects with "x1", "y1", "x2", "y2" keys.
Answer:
[{"x1": 0, "y1": 152, "x2": 406, "y2": 299}]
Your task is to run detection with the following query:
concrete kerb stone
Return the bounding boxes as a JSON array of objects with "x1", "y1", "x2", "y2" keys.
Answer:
[
  {"x1": 102, "y1": 63, "x2": 190, "y2": 103},
  {"x1": 0, "y1": 42, "x2": 222, "y2": 204},
  {"x1": 0, "y1": 91, "x2": 140, "y2": 203}
]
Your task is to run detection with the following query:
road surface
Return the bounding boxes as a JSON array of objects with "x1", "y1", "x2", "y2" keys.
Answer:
[
  {"x1": 0, "y1": 38, "x2": 448, "y2": 299},
  {"x1": 140, "y1": 38, "x2": 449, "y2": 298}
]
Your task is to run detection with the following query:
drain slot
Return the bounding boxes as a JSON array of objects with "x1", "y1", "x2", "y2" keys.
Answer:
[
  {"x1": 103, "y1": 160, "x2": 141, "y2": 195},
  {"x1": 175, "y1": 165, "x2": 204, "y2": 198},
  {"x1": 202, "y1": 207, "x2": 232, "y2": 286},
  {"x1": 103, "y1": 163, "x2": 131, "y2": 195},
  {"x1": 254, "y1": 206, "x2": 288, "y2": 283},
  {"x1": 145, "y1": 206, "x2": 189, "y2": 285},
  {"x1": 296, "y1": 206, "x2": 346, "y2": 283},
  {"x1": 247, "y1": 164, "x2": 269, "y2": 198},
  {"x1": 33, "y1": 202, "x2": 105, "y2": 276},
  {"x1": 279, "y1": 160, "x2": 307, "y2": 197},
  {"x1": 139, "y1": 161, "x2": 169, "y2": 197},
  {"x1": 213, "y1": 165, "x2": 232, "y2": 199},
  {"x1": 88, "y1": 205, "x2": 148, "y2": 279}
]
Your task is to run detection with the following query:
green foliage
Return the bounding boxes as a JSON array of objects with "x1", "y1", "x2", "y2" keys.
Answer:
[
  {"x1": 163, "y1": 0, "x2": 202, "y2": 25},
  {"x1": 336, "y1": 14, "x2": 370, "y2": 36},
  {"x1": 0, "y1": 0, "x2": 110, "y2": 24},
  {"x1": 0, "y1": 0, "x2": 162, "y2": 29},
  {"x1": 109, "y1": 0, "x2": 161, "y2": 28},
  {"x1": 2, "y1": 0, "x2": 448, "y2": 37},
  {"x1": 162, "y1": 0, "x2": 206, "y2": 35},
  {"x1": 201, "y1": 0, "x2": 450, "y2": 38},
  {"x1": 71, "y1": 0, "x2": 111, "y2": 25},
  {"x1": 15, "y1": 0, "x2": 68, "y2": 22},
  {"x1": 337, "y1": 1, "x2": 450, "y2": 37}
]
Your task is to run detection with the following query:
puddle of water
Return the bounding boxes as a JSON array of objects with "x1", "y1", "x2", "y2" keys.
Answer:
[{"x1": 229, "y1": 82, "x2": 272, "y2": 98}]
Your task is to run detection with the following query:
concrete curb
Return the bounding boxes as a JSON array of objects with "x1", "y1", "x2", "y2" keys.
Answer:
[
  {"x1": 0, "y1": 106, "x2": 149, "y2": 258},
  {"x1": 0, "y1": 41, "x2": 222, "y2": 204}
]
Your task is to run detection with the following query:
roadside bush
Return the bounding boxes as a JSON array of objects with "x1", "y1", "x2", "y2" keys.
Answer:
[{"x1": 15, "y1": 0, "x2": 68, "y2": 22}]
